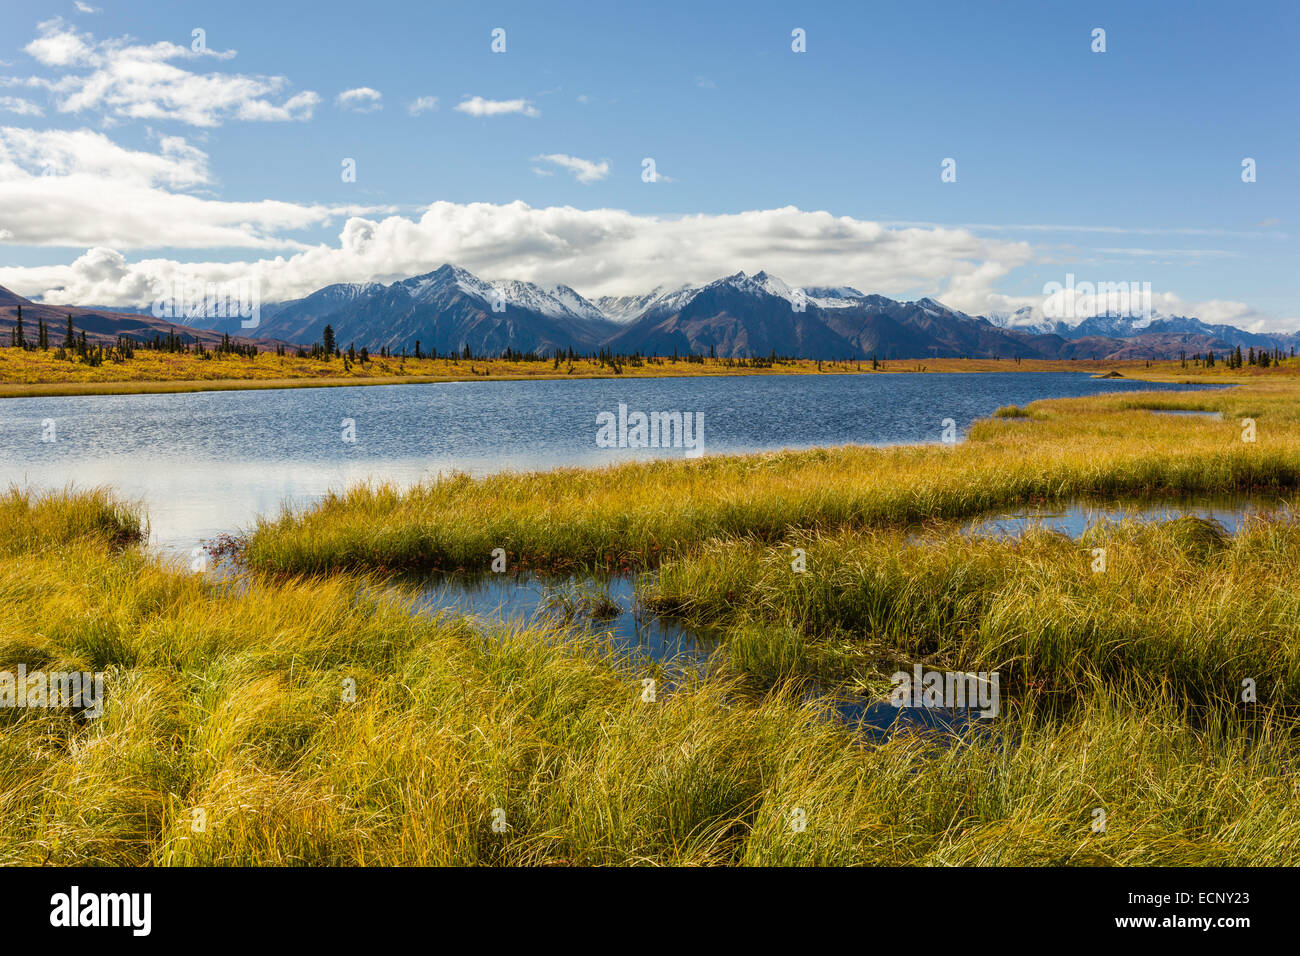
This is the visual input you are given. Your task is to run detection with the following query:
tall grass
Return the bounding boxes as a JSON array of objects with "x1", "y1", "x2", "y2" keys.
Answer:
[
  {"x1": 645, "y1": 515, "x2": 1300, "y2": 708},
  {"x1": 2, "y1": 494, "x2": 1298, "y2": 865},
  {"x1": 0, "y1": 485, "x2": 142, "y2": 556},
  {"x1": 243, "y1": 382, "x2": 1300, "y2": 575}
]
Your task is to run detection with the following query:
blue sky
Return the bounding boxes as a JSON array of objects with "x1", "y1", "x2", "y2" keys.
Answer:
[{"x1": 0, "y1": 0, "x2": 1296, "y2": 326}]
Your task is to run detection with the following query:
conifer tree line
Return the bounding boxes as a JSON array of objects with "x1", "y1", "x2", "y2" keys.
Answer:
[
  {"x1": 10, "y1": 306, "x2": 1299, "y2": 371},
  {"x1": 4, "y1": 307, "x2": 262, "y2": 365}
]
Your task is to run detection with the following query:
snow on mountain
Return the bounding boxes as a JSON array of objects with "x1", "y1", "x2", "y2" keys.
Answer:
[
  {"x1": 804, "y1": 285, "x2": 865, "y2": 300},
  {"x1": 803, "y1": 285, "x2": 866, "y2": 308},
  {"x1": 595, "y1": 285, "x2": 697, "y2": 323},
  {"x1": 226, "y1": 265, "x2": 1291, "y2": 360},
  {"x1": 391, "y1": 265, "x2": 606, "y2": 322},
  {"x1": 533, "y1": 283, "x2": 609, "y2": 322},
  {"x1": 985, "y1": 307, "x2": 1057, "y2": 334}
]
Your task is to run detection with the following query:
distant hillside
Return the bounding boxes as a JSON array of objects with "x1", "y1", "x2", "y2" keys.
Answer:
[
  {"x1": 190, "y1": 264, "x2": 620, "y2": 356},
  {"x1": 9, "y1": 267, "x2": 1292, "y2": 361},
  {"x1": 0, "y1": 286, "x2": 287, "y2": 352}
]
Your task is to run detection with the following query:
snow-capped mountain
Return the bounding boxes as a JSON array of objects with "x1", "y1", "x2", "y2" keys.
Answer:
[
  {"x1": 595, "y1": 287, "x2": 683, "y2": 323},
  {"x1": 199, "y1": 263, "x2": 619, "y2": 355},
  {"x1": 179, "y1": 264, "x2": 1298, "y2": 360},
  {"x1": 985, "y1": 308, "x2": 1293, "y2": 352},
  {"x1": 984, "y1": 307, "x2": 1060, "y2": 336}
]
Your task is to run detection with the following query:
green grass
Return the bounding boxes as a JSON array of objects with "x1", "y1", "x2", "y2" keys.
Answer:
[{"x1": 2, "y1": 491, "x2": 1299, "y2": 865}]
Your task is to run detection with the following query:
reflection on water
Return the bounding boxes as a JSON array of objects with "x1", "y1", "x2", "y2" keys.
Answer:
[
  {"x1": 965, "y1": 495, "x2": 1296, "y2": 539},
  {"x1": 406, "y1": 571, "x2": 714, "y2": 666},
  {"x1": 1148, "y1": 409, "x2": 1223, "y2": 419},
  {"x1": 0, "y1": 372, "x2": 1221, "y2": 554},
  {"x1": 403, "y1": 569, "x2": 998, "y2": 741},
  {"x1": 0, "y1": 372, "x2": 1240, "y2": 741}
]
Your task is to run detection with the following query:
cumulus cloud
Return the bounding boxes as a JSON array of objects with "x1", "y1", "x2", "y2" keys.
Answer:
[
  {"x1": 408, "y1": 95, "x2": 437, "y2": 116},
  {"x1": 454, "y1": 96, "x2": 539, "y2": 118},
  {"x1": 10, "y1": 18, "x2": 319, "y2": 126},
  {"x1": 0, "y1": 96, "x2": 43, "y2": 116},
  {"x1": 0, "y1": 126, "x2": 388, "y2": 249},
  {"x1": 74, "y1": 2, "x2": 100, "y2": 12},
  {"x1": 0, "y1": 200, "x2": 1038, "y2": 308},
  {"x1": 336, "y1": 87, "x2": 382, "y2": 112},
  {"x1": 531, "y1": 153, "x2": 609, "y2": 183},
  {"x1": 940, "y1": 278, "x2": 1268, "y2": 331}
]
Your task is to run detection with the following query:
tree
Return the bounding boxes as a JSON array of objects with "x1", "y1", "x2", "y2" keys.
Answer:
[
  {"x1": 322, "y1": 324, "x2": 336, "y2": 355},
  {"x1": 64, "y1": 315, "x2": 75, "y2": 350}
]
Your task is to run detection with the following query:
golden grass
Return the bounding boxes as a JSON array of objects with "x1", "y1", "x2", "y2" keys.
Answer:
[
  {"x1": 2, "y1": 342, "x2": 1264, "y2": 398},
  {"x1": 242, "y1": 378, "x2": 1300, "y2": 574},
  {"x1": 2, "y1": 491, "x2": 1298, "y2": 865}
]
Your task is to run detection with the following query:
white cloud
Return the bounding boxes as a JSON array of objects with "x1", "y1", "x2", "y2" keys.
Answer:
[
  {"x1": 940, "y1": 278, "x2": 1269, "y2": 331},
  {"x1": 0, "y1": 183, "x2": 1283, "y2": 330},
  {"x1": 336, "y1": 87, "x2": 382, "y2": 112},
  {"x1": 531, "y1": 153, "x2": 609, "y2": 183},
  {"x1": 408, "y1": 95, "x2": 438, "y2": 116},
  {"x1": 0, "y1": 201, "x2": 1038, "y2": 308},
  {"x1": 12, "y1": 18, "x2": 319, "y2": 126},
  {"x1": 0, "y1": 126, "x2": 388, "y2": 249},
  {"x1": 74, "y1": 2, "x2": 100, "y2": 13},
  {"x1": 0, "y1": 96, "x2": 43, "y2": 116},
  {"x1": 454, "y1": 96, "x2": 539, "y2": 118}
]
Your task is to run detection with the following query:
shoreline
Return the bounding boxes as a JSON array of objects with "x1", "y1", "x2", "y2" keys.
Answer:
[{"x1": 0, "y1": 357, "x2": 1270, "y2": 400}]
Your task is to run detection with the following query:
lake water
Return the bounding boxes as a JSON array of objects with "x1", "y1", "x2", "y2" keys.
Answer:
[
  {"x1": 401, "y1": 569, "x2": 987, "y2": 737},
  {"x1": 964, "y1": 495, "x2": 1296, "y2": 539},
  {"x1": 0, "y1": 371, "x2": 1220, "y2": 554}
]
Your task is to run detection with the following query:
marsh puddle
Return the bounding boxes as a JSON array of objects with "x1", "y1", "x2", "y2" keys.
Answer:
[
  {"x1": 827, "y1": 695, "x2": 986, "y2": 740},
  {"x1": 1148, "y1": 409, "x2": 1223, "y2": 419},
  {"x1": 965, "y1": 495, "x2": 1297, "y2": 539},
  {"x1": 405, "y1": 571, "x2": 715, "y2": 666},
  {"x1": 403, "y1": 571, "x2": 982, "y2": 740}
]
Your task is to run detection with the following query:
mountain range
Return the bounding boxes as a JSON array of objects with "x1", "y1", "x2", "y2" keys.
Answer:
[
  {"x1": 0, "y1": 285, "x2": 283, "y2": 352},
  {"x1": 4, "y1": 266, "x2": 1295, "y2": 361}
]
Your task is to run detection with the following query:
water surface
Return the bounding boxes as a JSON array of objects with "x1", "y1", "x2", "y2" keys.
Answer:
[{"x1": 0, "y1": 371, "x2": 1220, "y2": 553}]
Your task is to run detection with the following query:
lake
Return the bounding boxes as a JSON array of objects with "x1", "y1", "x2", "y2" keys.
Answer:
[{"x1": 0, "y1": 371, "x2": 1220, "y2": 554}]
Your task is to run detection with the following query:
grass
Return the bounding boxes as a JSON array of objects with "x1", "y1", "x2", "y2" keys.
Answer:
[
  {"x1": 642, "y1": 515, "x2": 1300, "y2": 708},
  {"x1": 2, "y1": 490, "x2": 1299, "y2": 865},
  {"x1": 241, "y1": 378, "x2": 1300, "y2": 575},
  {"x1": 9, "y1": 371, "x2": 1300, "y2": 865},
  {"x1": 3, "y1": 342, "x2": 1274, "y2": 398},
  {"x1": 0, "y1": 485, "x2": 143, "y2": 555},
  {"x1": 0, "y1": 348, "x2": 997, "y2": 398}
]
